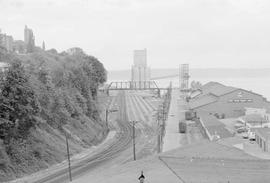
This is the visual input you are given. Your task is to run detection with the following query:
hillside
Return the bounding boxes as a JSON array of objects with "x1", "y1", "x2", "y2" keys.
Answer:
[{"x1": 0, "y1": 48, "x2": 108, "y2": 181}]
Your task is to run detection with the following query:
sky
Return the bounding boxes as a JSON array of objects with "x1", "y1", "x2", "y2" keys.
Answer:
[{"x1": 1, "y1": 0, "x2": 270, "y2": 70}]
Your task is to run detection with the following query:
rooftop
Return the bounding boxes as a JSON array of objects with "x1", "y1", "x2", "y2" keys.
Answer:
[
  {"x1": 189, "y1": 81, "x2": 267, "y2": 110},
  {"x1": 163, "y1": 140, "x2": 257, "y2": 159},
  {"x1": 189, "y1": 82, "x2": 238, "y2": 109},
  {"x1": 201, "y1": 81, "x2": 237, "y2": 96},
  {"x1": 242, "y1": 114, "x2": 268, "y2": 123},
  {"x1": 199, "y1": 113, "x2": 233, "y2": 139},
  {"x1": 256, "y1": 128, "x2": 270, "y2": 139},
  {"x1": 73, "y1": 141, "x2": 270, "y2": 183},
  {"x1": 188, "y1": 94, "x2": 217, "y2": 109}
]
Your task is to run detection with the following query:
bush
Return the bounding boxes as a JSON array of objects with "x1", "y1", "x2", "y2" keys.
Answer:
[
  {"x1": 0, "y1": 61, "x2": 39, "y2": 142},
  {"x1": 0, "y1": 47, "x2": 108, "y2": 179}
]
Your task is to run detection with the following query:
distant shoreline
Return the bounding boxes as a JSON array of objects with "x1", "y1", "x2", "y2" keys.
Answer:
[
  {"x1": 108, "y1": 68, "x2": 270, "y2": 81},
  {"x1": 107, "y1": 69, "x2": 270, "y2": 100}
]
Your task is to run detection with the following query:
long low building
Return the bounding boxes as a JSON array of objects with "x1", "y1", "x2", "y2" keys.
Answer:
[
  {"x1": 255, "y1": 128, "x2": 270, "y2": 152},
  {"x1": 198, "y1": 112, "x2": 233, "y2": 140},
  {"x1": 189, "y1": 82, "x2": 270, "y2": 118}
]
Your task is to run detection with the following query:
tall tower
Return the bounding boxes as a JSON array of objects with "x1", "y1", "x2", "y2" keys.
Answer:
[
  {"x1": 179, "y1": 64, "x2": 190, "y2": 91},
  {"x1": 24, "y1": 25, "x2": 29, "y2": 44},
  {"x1": 131, "y1": 49, "x2": 151, "y2": 88},
  {"x1": 24, "y1": 25, "x2": 35, "y2": 53},
  {"x1": 42, "y1": 41, "x2": 45, "y2": 51},
  {"x1": 0, "y1": 30, "x2": 13, "y2": 53}
]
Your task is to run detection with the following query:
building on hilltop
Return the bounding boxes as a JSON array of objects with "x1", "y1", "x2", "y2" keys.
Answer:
[
  {"x1": 24, "y1": 25, "x2": 35, "y2": 45},
  {"x1": 66, "y1": 47, "x2": 84, "y2": 55},
  {"x1": 13, "y1": 40, "x2": 27, "y2": 54},
  {"x1": 131, "y1": 49, "x2": 151, "y2": 88},
  {"x1": 189, "y1": 82, "x2": 270, "y2": 118},
  {"x1": 24, "y1": 25, "x2": 35, "y2": 53},
  {"x1": 2, "y1": 35, "x2": 13, "y2": 53},
  {"x1": 42, "y1": 41, "x2": 45, "y2": 51},
  {"x1": 0, "y1": 29, "x2": 14, "y2": 53},
  {"x1": 0, "y1": 62, "x2": 10, "y2": 73}
]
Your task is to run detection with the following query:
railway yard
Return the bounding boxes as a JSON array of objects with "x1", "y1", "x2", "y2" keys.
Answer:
[{"x1": 10, "y1": 91, "x2": 162, "y2": 183}]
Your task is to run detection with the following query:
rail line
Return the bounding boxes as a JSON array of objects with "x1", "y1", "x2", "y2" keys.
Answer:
[{"x1": 33, "y1": 91, "x2": 133, "y2": 183}]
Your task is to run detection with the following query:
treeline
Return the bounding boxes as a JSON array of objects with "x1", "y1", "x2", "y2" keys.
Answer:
[{"x1": 0, "y1": 47, "x2": 107, "y2": 180}]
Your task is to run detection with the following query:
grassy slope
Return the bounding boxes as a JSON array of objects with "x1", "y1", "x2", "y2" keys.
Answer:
[{"x1": 0, "y1": 50, "x2": 108, "y2": 181}]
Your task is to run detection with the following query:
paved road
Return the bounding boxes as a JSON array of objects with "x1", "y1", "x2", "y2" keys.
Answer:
[{"x1": 32, "y1": 91, "x2": 133, "y2": 183}]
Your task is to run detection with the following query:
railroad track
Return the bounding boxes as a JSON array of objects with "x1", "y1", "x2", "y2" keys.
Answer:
[{"x1": 32, "y1": 91, "x2": 133, "y2": 183}]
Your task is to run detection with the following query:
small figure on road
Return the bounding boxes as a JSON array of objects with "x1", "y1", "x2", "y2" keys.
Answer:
[{"x1": 138, "y1": 171, "x2": 145, "y2": 183}]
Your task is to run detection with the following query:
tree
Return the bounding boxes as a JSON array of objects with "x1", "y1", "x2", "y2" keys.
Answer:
[
  {"x1": 26, "y1": 42, "x2": 34, "y2": 53},
  {"x1": 47, "y1": 48, "x2": 58, "y2": 55},
  {"x1": 0, "y1": 45, "x2": 8, "y2": 62},
  {"x1": 0, "y1": 60, "x2": 39, "y2": 142},
  {"x1": 0, "y1": 33, "x2": 3, "y2": 47},
  {"x1": 67, "y1": 47, "x2": 84, "y2": 55},
  {"x1": 81, "y1": 56, "x2": 107, "y2": 98}
]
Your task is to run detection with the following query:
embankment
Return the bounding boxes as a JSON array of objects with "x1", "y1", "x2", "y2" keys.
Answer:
[{"x1": 0, "y1": 48, "x2": 108, "y2": 181}]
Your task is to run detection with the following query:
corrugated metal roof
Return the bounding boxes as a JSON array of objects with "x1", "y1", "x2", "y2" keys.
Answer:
[
  {"x1": 189, "y1": 81, "x2": 267, "y2": 109},
  {"x1": 189, "y1": 94, "x2": 217, "y2": 109},
  {"x1": 200, "y1": 113, "x2": 233, "y2": 139},
  {"x1": 201, "y1": 82, "x2": 237, "y2": 96},
  {"x1": 189, "y1": 82, "x2": 237, "y2": 109}
]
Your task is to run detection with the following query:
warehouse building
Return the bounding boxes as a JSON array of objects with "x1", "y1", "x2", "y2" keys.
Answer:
[
  {"x1": 198, "y1": 112, "x2": 233, "y2": 141},
  {"x1": 255, "y1": 128, "x2": 270, "y2": 152},
  {"x1": 189, "y1": 82, "x2": 270, "y2": 118}
]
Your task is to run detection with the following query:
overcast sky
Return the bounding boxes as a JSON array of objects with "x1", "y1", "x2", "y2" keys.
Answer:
[{"x1": 1, "y1": 0, "x2": 270, "y2": 70}]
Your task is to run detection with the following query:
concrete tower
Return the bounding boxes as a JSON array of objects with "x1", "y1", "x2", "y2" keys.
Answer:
[{"x1": 131, "y1": 49, "x2": 151, "y2": 88}]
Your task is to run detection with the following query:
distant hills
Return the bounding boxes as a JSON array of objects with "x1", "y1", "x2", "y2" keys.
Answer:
[{"x1": 108, "y1": 68, "x2": 270, "y2": 81}]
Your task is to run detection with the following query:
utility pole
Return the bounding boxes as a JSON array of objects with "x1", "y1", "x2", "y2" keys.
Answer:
[
  {"x1": 162, "y1": 102, "x2": 166, "y2": 124},
  {"x1": 132, "y1": 120, "x2": 136, "y2": 161},
  {"x1": 157, "y1": 104, "x2": 163, "y2": 153},
  {"x1": 157, "y1": 118, "x2": 161, "y2": 153},
  {"x1": 105, "y1": 108, "x2": 109, "y2": 127},
  {"x1": 130, "y1": 120, "x2": 139, "y2": 160},
  {"x1": 65, "y1": 132, "x2": 72, "y2": 182}
]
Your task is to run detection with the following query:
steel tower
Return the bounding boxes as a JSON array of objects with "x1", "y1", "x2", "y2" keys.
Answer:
[{"x1": 179, "y1": 64, "x2": 190, "y2": 91}]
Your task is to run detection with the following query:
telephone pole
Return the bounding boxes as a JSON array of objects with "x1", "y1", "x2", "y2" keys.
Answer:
[
  {"x1": 130, "y1": 120, "x2": 139, "y2": 161},
  {"x1": 157, "y1": 104, "x2": 164, "y2": 153},
  {"x1": 157, "y1": 118, "x2": 161, "y2": 153},
  {"x1": 106, "y1": 108, "x2": 109, "y2": 127},
  {"x1": 65, "y1": 132, "x2": 72, "y2": 182},
  {"x1": 133, "y1": 120, "x2": 136, "y2": 161}
]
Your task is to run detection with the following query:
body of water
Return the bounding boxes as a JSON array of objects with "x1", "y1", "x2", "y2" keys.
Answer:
[
  {"x1": 108, "y1": 77, "x2": 270, "y2": 101},
  {"x1": 155, "y1": 77, "x2": 270, "y2": 101}
]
